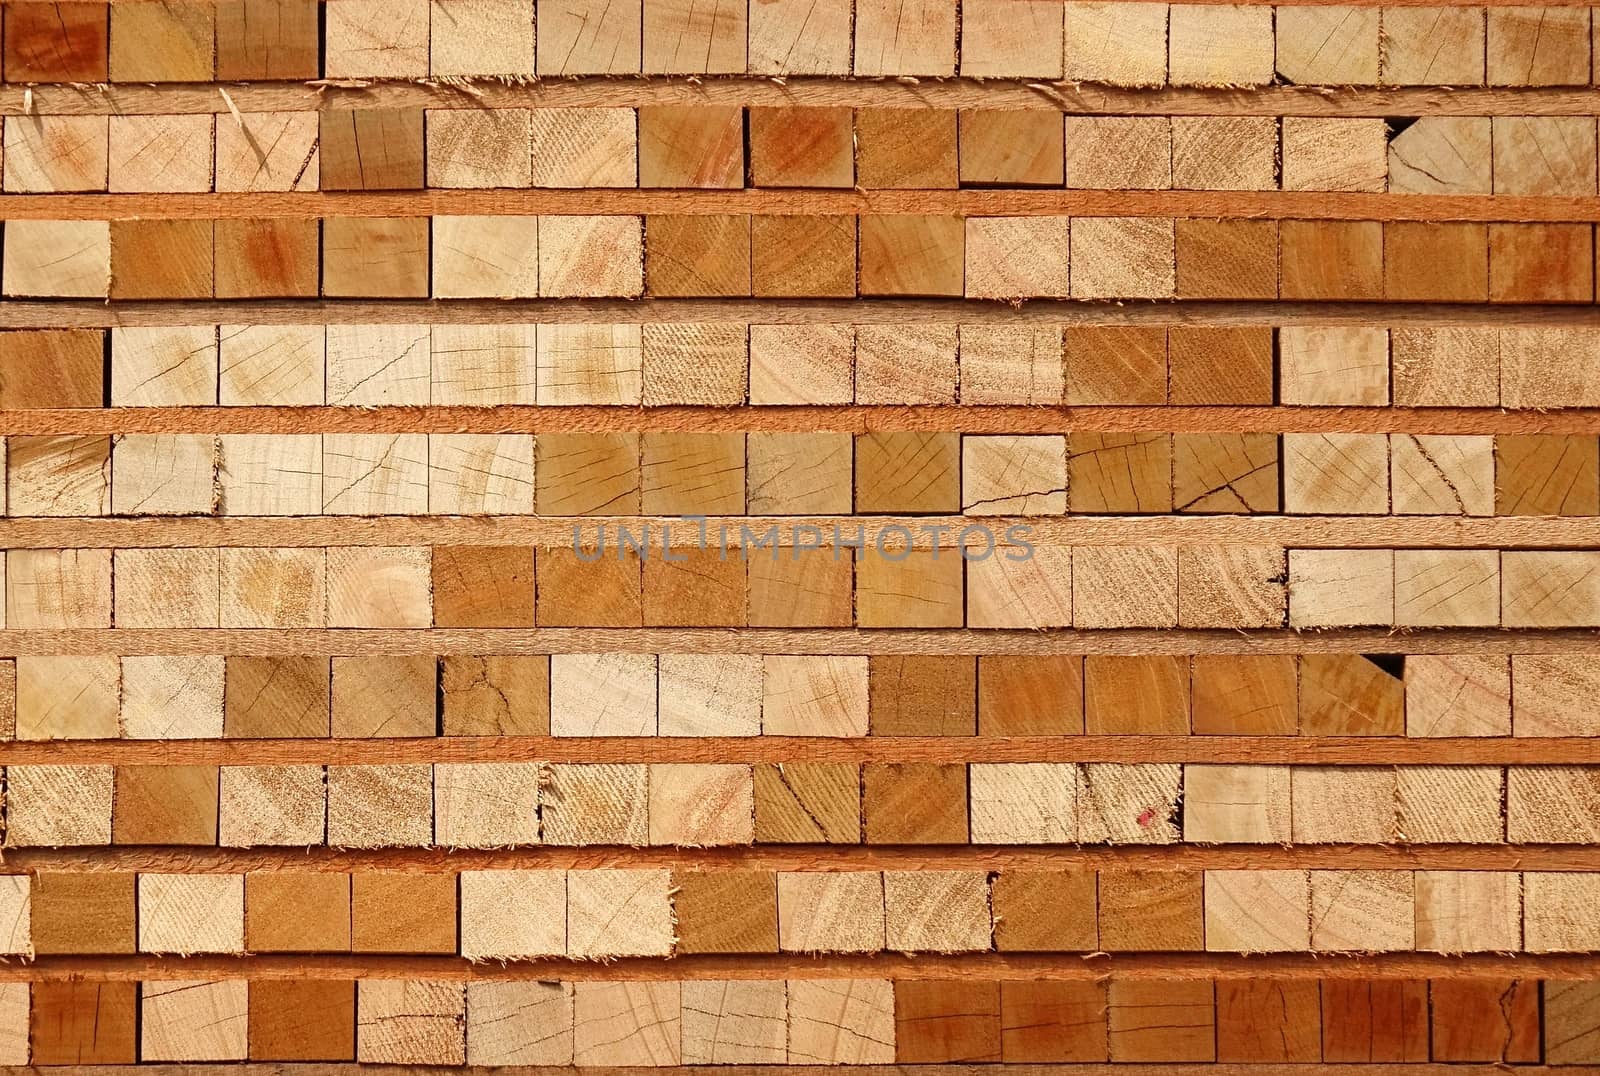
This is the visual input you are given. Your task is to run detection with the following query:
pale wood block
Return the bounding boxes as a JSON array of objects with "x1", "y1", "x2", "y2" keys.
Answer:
[
  {"x1": 1392, "y1": 327, "x2": 1499, "y2": 406},
  {"x1": 1395, "y1": 549, "x2": 1500, "y2": 627},
  {"x1": 542, "y1": 764, "x2": 646, "y2": 845},
  {"x1": 567, "y1": 869, "x2": 672, "y2": 957},
  {"x1": 215, "y1": 112, "x2": 319, "y2": 192},
  {"x1": 1383, "y1": 7, "x2": 1487, "y2": 84},
  {"x1": 428, "y1": 434, "x2": 535, "y2": 514},
  {"x1": 218, "y1": 765, "x2": 326, "y2": 846},
  {"x1": 1177, "y1": 546, "x2": 1285, "y2": 629},
  {"x1": 642, "y1": 0, "x2": 744, "y2": 72},
  {"x1": 1503, "y1": 551, "x2": 1600, "y2": 627},
  {"x1": 1168, "y1": 4, "x2": 1274, "y2": 85},
  {"x1": 748, "y1": 0, "x2": 849, "y2": 72},
  {"x1": 1500, "y1": 326, "x2": 1600, "y2": 408},
  {"x1": 967, "y1": 545, "x2": 1074, "y2": 629},
  {"x1": 1397, "y1": 765, "x2": 1503, "y2": 843},
  {"x1": 681, "y1": 981, "x2": 786, "y2": 1064},
  {"x1": 111, "y1": 435, "x2": 217, "y2": 516},
  {"x1": 1183, "y1": 764, "x2": 1290, "y2": 844},
  {"x1": 1310, "y1": 870, "x2": 1414, "y2": 952},
  {"x1": 1488, "y1": 6, "x2": 1590, "y2": 84},
  {"x1": 538, "y1": 216, "x2": 642, "y2": 297},
  {"x1": 6, "y1": 548, "x2": 112, "y2": 628},
  {"x1": 1407, "y1": 655, "x2": 1510, "y2": 736},
  {"x1": 111, "y1": 326, "x2": 217, "y2": 406},
  {"x1": 1415, "y1": 870, "x2": 1521, "y2": 952},
  {"x1": 1525, "y1": 872, "x2": 1600, "y2": 951},
  {"x1": 325, "y1": 0, "x2": 429, "y2": 75},
  {"x1": 854, "y1": 0, "x2": 955, "y2": 75},
  {"x1": 884, "y1": 870, "x2": 991, "y2": 952},
  {"x1": 962, "y1": 435, "x2": 1067, "y2": 515},
  {"x1": 536, "y1": 323, "x2": 643, "y2": 404},
  {"x1": 1282, "y1": 117, "x2": 1387, "y2": 192},
  {"x1": 219, "y1": 434, "x2": 320, "y2": 516},
  {"x1": 958, "y1": 325, "x2": 1064, "y2": 404},
  {"x1": 642, "y1": 323, "x2": 747, "y2": 406},
  {"x1": 0, "y1": 876, "x2": 28, "y2": 956},
  {"x1": 8, "y1": 436, "x2": 110, "y2": 517},
  {"x1": 855, "y1": 324, "x2": 957, "y2": 404},
  {"x1": 1275, "y1": 5, "x2": 1379, "y2": 83},
  {"x1": 1292, "y1": 766, "x2": 1398, "y2": 844},
  {"x1": 429, "y1": 110, "x2": 534, "y2": 188},
  {"x1": 358, "y1": 981, "x2": 466, "y2": 1064},
  {"x1": 1493, "y1": 117, "x2": 1597, "y2": 195},
  {"x1": 1288, "y1": 549, "x2": 1394, "y2": 627},
  {"x1": 138, "y1": 874, "x2": 244, "y2": 954},
  {"x1": 430, "y1": 325, "x2": 536, "y2": 404},
  {"x1": 965, "y1": 217, "x2": 1070, "y2": 299},
  {"x1": 1066, "y1": 116, "x2": 1172, "y2": 189},
  {"x1": 1171, "y1": 116, "x2": 1277, "y2": 190},
  {"x1": 0, "y1": 983, "x2": 23, "y2": 1061},
  {"x1": 1546, "y1": 980, "x2": 1600, "y2": 1064},
  {"x1": 219, "y1": 325, "x2": 324, "y2": 405},
  {"x1": 536, "y1": 0, "x2": 641, "y2": 73},
  {"x1": 1390, "y1": 434, "x2": 1494, "y2": 515},
  {"x1": 220, "y1": 548, "x2": 326, "y2": 628},
  {"x1": 761, "y1": 656, "x2": 868, "y2": 736},
  {"x1": 108, "y1": 114, "x2": 212, "y2": 192},
  {"x1": 432, "y1": 216, "x2": 539, "y2": 299},
  {"x1": 746, "y1": 433, "x2": 851, "y2": 515},
  {"x1": 1071, "y1": 217, "x2": 1175, "y2": 298},
  {"x1": 1283, "y1": 433, "x2": 1388, "y2": 514},
  {"x1": 460, "y1": 870, "x2": 565, "y2": 958},
  {"x1": 16, "y1": 656, "x2": 119, "y2": 740},
  {"x1": 3, "y1": 221, "x2": 110, "y2": 298},
  {"x1": 324, "y1": 325, "x2": 429, "y2": 405},
  {"x1": 4, "y1": 765, "x2": 112, "y2": 846},
  {"x1": 749, "y1": 324, "x2": 853, "y2": 404},
  {"x1": 572, "y1": 982, "x2": 679, "y2": 1065},
  {"x1": 550, "y1": 653, "x2": 656, "y2": 736},
  {"x1": 467, "y1": 981, "x2": 574, "y2": 1065},
  {"x1": 658, "y1": 654, "x2": 760, "y2": 736},
  {"x1": 1063, "y1": 2, "x2": 1167, "y2": 85},
  {"x1": 1072, "y1": 546, "x2": 1178, "y2": 628},
  {"x1": 431, "y1": 0, "x2": 534, "y2": 74},
  {"x1": 789, "y1": 980, "x2": 894, "y2": 1064},
  {"x1": 434, "y1": 762, "x2": 541, "y2": 847},
  {"x1": 327, "y1": 765, "x2": 433, "y2": 848},
  {"x1": 1388, "y1": 117, "x2": 1492, "y2": 194},
  {"x1": 778, "y1": 872, "x2": 885, "y2": 953},
  {"x1": 142, "y1": 981, "x2": 248, "y2": 1061},
  {"x1": 970, "y1": 763, "x2": 1076, "y2": 844},
  {"x1": 3, "y1": 116, "x2": 108, "y2": 192},
  {"x1": 322, "y1": 435, "x2": 429, "y2": 515},
  {"x1": 120, "y1": 655, "x2": 224, "y2": 739},
  {"x1": 1279, "y1": 327, "x2": 1389, "y2": 405},
  {"x1": 1514, "y1": 654, "x2": 1600, "y2": 735},
  {"x1": 1509, "y1": 766, "x2": 1600, "y2": 842},
  {"x1": 1205, "y1": 870, "x2": 1311, "y2": 952},
  {"x1": 647, "y1": 763, "x2": 754, "y2": 846},
  {"x1": 961, "y1": 0, "x2": 1062, "y2": 75},
  {"x1": 1079, "y1": 763, "x2": 1182, "y2": 844},
  {"x1": 530, "y1": 108, "x2": 637, "y2": 187}
]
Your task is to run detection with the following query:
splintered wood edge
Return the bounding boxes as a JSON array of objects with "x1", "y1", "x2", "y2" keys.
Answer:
[
  {"x1": 4, "y1": 734, "x2": 1600, "y2": 766},
  {"x1": 6, "y1": 80, "x2": 1600, "y2": 118}
]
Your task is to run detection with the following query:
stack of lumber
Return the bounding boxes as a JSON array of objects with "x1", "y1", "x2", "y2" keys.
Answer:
[{"x1": 0, "y1": 0, "x2": 1598, "y2": 1070}]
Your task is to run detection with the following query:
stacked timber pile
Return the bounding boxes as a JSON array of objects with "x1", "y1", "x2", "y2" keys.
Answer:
[{"x1": 0, "y1": 0, "x2": 1595, "y2": 1069}]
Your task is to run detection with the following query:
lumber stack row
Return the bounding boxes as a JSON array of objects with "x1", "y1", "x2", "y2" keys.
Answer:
[
  {"x1": 5, "y1": 216, "x2": 1600, "y2": 302},
  {"x1": 12, "y1": 109, "x2": 1600, "y2": 195},
  {"x1": 5, "y1": 866, "x2": 1600, "y2": 953},
  {"x1": 0, "y1": 0, "x2": 1592, "y2": 82},
  {"x1": 7, "y1": 760, "x2": 1600, "y2": 846},
  {"x1": 15, "y1": 977, "x2": 1599, "y2": 1064}
]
